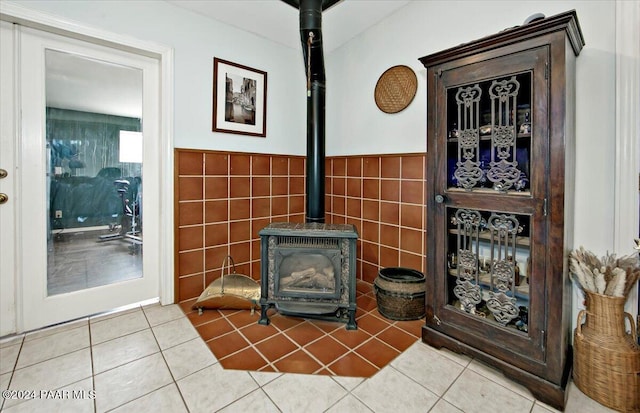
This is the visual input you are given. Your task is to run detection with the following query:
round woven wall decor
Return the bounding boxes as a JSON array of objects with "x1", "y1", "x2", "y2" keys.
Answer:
[{"x1": 374, "y1": 65, "x2": 417, "y2": 114}]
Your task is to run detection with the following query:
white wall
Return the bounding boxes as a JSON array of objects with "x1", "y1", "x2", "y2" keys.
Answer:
[
  {"x1": 11, "y1": 0, "x2": 308, "y2": 155},
  {"x1": 327, "y1": 0, "x2": 617, "y2": 253}
]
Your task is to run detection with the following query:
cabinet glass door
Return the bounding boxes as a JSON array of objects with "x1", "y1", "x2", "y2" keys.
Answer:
[
  {"x1": 445, "y1": 72, "x2": 532, "y2": 332},
  {"x1": 446, "y1": 207, "x2": 530, "y2": 332},
  {"x1": 433, "y1": 47, "x2": 548, "y2": 360},
  {"x1": 446, "y1": 72, "x2": 532, "y2": 194}
]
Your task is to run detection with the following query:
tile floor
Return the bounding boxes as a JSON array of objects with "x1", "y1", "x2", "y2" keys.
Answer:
[{"x1": 0, "y1": 301, "x2": 615, "y2": 412}]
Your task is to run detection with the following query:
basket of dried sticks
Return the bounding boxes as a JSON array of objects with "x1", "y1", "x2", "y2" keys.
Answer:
[{"x1": 569, "y1": 244, "x2": 640, "y2": 412}]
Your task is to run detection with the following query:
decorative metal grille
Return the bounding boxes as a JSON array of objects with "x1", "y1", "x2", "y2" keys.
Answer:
[
  {"x1": 486, "y1": 77, "x2": 522, "y2": 191},
  {"x1": 276, "y1": 235, "x2": 340, "y2": 249},
  {"x1": 450, "y1": 209, "x2": 524, "y2": 327},
  {"x1": 486, "y1": 213, "x2": 520, "y2": 325},
  {"x1": 453, "y1": 85, "x2": 483, "y2": 190},
  {"x1": 452, "y1": 209, "x2": 482, "y2": 312},
  {"x1": 267, "y1": 236, "x2": 277, "y2": 298}
]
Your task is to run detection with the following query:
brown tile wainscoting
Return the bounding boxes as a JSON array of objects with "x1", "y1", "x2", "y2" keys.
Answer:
[{"x1": 174, "y1": 149, "x2": 426, "y2": 304}]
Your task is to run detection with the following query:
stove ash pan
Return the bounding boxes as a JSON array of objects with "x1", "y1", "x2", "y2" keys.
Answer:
[{"x1": 258, "y1": 222, "x2": 358, "y2": 330}]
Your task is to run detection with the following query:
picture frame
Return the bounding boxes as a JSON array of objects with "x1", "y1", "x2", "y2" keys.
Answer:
[{"x1": 212, "y1": 58, "x2": 267, "y2": 137}]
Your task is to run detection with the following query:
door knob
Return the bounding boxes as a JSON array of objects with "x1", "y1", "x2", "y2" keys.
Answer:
[
  {"x1": 0, "y1": 169, "x2": 7, "y2": 179},
  {"x1": 0, "y1": 193, "x2": 7, "y2": 204}
]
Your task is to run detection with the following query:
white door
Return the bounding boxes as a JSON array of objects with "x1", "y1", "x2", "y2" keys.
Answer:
[{"x1": 14, "y1": 25, "x2": 162, "y2": 331}]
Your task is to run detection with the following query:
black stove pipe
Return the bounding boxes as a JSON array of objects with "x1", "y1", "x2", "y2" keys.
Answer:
[{"x1": 300, "y1": 0, "x2": 326, "y2": 223}]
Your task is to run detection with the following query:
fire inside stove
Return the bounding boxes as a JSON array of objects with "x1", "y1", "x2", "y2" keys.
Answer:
[
  {"x1": 258, "y1": 223, "x2": 358, "y2": 329},
  {"x1": 277, "y1": 250, "x2": 340, "y2": 298}
]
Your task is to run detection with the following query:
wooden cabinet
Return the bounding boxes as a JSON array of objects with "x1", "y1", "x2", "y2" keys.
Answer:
[{"x1": 419, "y1": 11, "x2": 584, "y2": 410}]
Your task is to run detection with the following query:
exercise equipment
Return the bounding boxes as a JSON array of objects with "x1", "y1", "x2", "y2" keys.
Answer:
[{"x1": 98, "y1": 178, "x2": 142, "y2": 254}]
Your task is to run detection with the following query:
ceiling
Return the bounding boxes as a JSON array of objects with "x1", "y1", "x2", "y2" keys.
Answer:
[
  {"x1": 46, "y1": 50, "x2": 143, "y2": 119},
  {"x1": 165, "y1": 0, "x2": 412, "y2": 53}
]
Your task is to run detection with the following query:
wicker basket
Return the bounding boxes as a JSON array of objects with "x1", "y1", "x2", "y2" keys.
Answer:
[
  {"x1": 374, "y1": 65, "x2": 418, "y2": 114},
  {"x1": 573, "y1": 291, "x2": 640, "y2": 412},
  {"x1": 374, "y1": 267, "x2": 425, "y2": 321}
]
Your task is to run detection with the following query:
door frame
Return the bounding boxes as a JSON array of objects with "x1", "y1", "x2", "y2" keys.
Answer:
[{"x1": 0, "y1": 2, "x2": 174, "y2": 333}]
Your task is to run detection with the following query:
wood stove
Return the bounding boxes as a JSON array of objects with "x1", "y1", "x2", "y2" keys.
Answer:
[
  {"x1": 258, "y1": 222, "x2": 358, "y2": 329},
  {"x1": 256, "y1": 1, "x2": 359, "y2": 329}
]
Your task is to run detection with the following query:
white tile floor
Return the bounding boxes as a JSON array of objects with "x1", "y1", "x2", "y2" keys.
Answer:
[{"x1": 0, "y1": 303, "x2": 615, "y2": 413}]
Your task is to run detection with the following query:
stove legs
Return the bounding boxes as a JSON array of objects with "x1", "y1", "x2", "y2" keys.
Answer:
[
  {"x1": 258, "y1": 304, "x2": 271, "y2": 326},
  {"x1": 257, "y1": 303, "x2": 358, "y2": 330},
  {"x1": 346, "y1": 308, "x2": 357, "y2": 330}
]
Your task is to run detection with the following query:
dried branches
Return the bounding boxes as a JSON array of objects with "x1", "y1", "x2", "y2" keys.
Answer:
[{"x1": 569, "y1": 246, "x2": 640, "y2": 299}]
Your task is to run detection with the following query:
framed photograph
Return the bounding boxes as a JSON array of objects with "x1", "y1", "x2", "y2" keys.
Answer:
[{"x1": 212, "y1": 58, "x2": 267, "y2": 137}]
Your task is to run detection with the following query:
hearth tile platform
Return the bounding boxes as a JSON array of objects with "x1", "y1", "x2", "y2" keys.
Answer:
[{"x1": 182, "y1": 280, "x2": 423, "y2": 377}]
